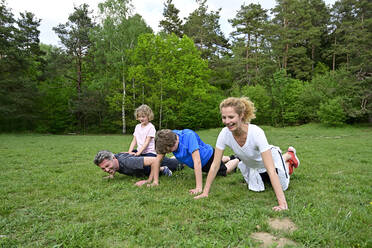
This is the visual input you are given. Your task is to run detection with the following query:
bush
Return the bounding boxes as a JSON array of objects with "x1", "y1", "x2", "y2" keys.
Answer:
[
  {"x1": 240, "y1": 84, "x2": 271, "y2": 125},
  {"x1": 317, "y1": 97, "x2": 347, "y2": 126},
  {"x1": 269, "y1": 70, "x2": 309, "y2": 126}
]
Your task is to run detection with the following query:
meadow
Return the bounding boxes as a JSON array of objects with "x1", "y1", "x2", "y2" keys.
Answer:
[{"x1": 0, "y1": 124, "x2": 371, "y2": 247}]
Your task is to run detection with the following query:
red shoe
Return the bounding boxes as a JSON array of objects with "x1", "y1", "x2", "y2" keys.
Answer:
[
  {"x1": 287, "y1": 146, "x2": 300, "y2": 168},
  {"x1": 288, "y1": 162, "x2": 294, "y2": 175}
]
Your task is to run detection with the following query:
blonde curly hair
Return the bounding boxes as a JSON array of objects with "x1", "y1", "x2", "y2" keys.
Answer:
[
  {"x1": 219, "y1": 97, "x2": 256, "y2": 123},
  {"x1": 134, "y1": 104, "x2": 154, "y2": 121}
]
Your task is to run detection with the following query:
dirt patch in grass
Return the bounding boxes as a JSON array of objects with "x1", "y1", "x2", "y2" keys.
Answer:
[
  {"x1": 251, "y1": 232, "x2": 297, "y2": 248},
  {"x1": 268, "y1": 217, "x2": 297, "y2": 232},
  {"x1": 251, "y1": 218, "x2": 298, "y2": 247}
]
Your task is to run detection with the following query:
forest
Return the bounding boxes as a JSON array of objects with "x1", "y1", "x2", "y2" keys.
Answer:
[{"x1": 0, "y1": 0, "x2": 370, "y2": 134}]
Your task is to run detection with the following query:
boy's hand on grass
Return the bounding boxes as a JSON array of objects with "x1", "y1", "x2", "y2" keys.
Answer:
[
  {"x1": 103, "y1": 174, "x2": 114, "y2": 179},
  {"x1": 135, "y1": 180, "x2": 148, "y2": 186},
  {"x1": 189, "y1": 188, "x2": 202, "y2": 195},
  {"x1": 194, "y1": 192, "x2": 208, "y2": 199}
]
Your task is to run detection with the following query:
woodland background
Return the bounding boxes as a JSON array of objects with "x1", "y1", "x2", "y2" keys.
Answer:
[{"x1": 0, "y1": 0, "x2": 371, "y2": 134}]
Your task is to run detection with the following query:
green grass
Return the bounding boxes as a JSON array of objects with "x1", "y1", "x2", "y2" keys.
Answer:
[{"x1": 0, "y1": 123, "x2": 371, "y2": 247}]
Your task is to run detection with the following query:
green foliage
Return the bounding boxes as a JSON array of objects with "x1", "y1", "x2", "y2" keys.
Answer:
[
  {"x1": 1, "y1": 0, "x2": 371, "y2": 133},
  {"x1": 129, "y1": 33, "x2": 220, "y2": 130},
  {"x1": 271, "y1": 0, "x2": 330, "y2": 81},
  {"x1": 229, "y1": 3, "x2": 272, "y2": 86},
  {"x1": 36, "y1": 81, "x2": 75, "y2": 133},
  {"x1": 269, "y1": 70, "x2": 309, "y2": 126},
  {"x1": 317, "y1": 97, "x2": 347, "y2": 125},
  {"x1": 91, "y1": 1, "x2": 153, "y2": 134},
  {"x1": 183, "y1": 0, "x2": 229, "y2": 60},
  {"x1": 240, "y1": 84, "x2": 272, "y2": 125},
  {"x1": 330, "y1": 0, "x2": 371, "y2": 74},
  {"x1": 309, "y1": 69, "x2": 370, "y2": 123},
  {"x1": 52, "y1": 3, "x2": 96, "y2": 131},
  {"x1": 159, "y1": 0, "x2": 183, "y2": 37},
  {"x1": 0, "y1": 2, "x2": 43, "y2": 131}
]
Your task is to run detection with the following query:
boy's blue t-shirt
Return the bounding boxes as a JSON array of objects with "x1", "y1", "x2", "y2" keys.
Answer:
[{"x1": 172, "y1": 129, "x2": 213, "y2": 169}]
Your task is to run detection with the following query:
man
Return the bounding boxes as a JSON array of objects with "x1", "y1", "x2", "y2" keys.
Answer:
[{"x1": 93, "y1": 150, "x2": 182, "y2": 178}]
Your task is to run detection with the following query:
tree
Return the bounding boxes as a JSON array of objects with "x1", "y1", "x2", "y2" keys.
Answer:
[
  {"x1": 0, "y1": 1, "x2": 42, "y2": 131},
  {"x1": 271, "y1": 0, "x2": 329, "y2": 80},
  {"x1": 129, "y1": 34, "x2": 221, "y2": 130},
  {"x1": 159, "y1": 0, "x2": 183, "y2": 37},
  {"x1": 328, "y1": 0, "x2": 371, "y2": 122},
  {"x1": 330, "y1": 0, "x2": 371, "y2": 75},
  {"x1": 53, "y1": 4, "x2": 95, "y2": 129},
  {"x1": 229, "y1": 3, "x2": 270, "y2": 86},
  {"x1": 183, "y1": 0, "x2": 229, "y2": 60},
  {"x1": 92, "y1": 0, "x2": 152, "y2": 134},
  {"x1": 36, "y1": 44, "x2": 75, "y2": 133}
]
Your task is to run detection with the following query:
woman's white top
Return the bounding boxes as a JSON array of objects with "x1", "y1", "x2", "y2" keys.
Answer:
[{"x1": 216, "y1": 124, "x2": 289, "y2": 191}]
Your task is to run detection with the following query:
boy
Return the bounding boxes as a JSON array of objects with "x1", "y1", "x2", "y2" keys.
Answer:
[{"x1": 135, "y1": 129, "x2": 239, "y2": 194}]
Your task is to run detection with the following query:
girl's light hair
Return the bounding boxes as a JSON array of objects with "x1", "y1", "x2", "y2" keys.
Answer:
[
  {"x1": 219, "y1": 97, "x2": 256, "y2": 123},
  {"x1": 134, "y1": 104, "x2": 154, "y2": 121}
]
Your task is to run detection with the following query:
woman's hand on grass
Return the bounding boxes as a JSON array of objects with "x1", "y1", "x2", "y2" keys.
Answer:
[{"x1": 272, "y1": 204, "x2": 288, "y2": 211}]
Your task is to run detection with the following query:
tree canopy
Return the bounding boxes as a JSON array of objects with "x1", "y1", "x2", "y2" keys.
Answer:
[{"x1": 0, "y1": 0, "x2": 371, "y2": 133}]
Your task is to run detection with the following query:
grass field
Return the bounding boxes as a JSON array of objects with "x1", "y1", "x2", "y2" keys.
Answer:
[{"x1": 0, "y1": 123, "x2": 371, "y2": 247}]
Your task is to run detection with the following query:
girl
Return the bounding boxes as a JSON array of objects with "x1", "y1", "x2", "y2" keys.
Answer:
[
  {"x1": 128, "y1": 104, "x2": 180, "y2": 176},
  {"x1": 128, "y1": 104, "x2": 156, "y2": 157},
  {"x1": 195, "y1": 97, "x2": 300, "y2": 211}
]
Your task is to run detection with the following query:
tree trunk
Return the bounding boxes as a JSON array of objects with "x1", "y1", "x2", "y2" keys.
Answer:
[
  {"x1": 142, "y1": 83, "x2": 145, "y2": 104},
  {"x1": 159, "y1": 81, "x2": 163, "y2": 129},
  {"x1": 246, "y1": 34, "x2": 250, "y2": 85},
  {"x1": 121, "y1": 56, "x2": 126, "y2": 134},
  {"x1": 132, "y1": 78, "x2": 135, "y2": 109},
  {"x1": 255, "y1": 35, "x2": 259, "y2": 79},
  {"x1": 332, "y1": 36, "x2": 336, "y2": 71},
  {"x1": 312, "y1": 45, "x2": 315, "y2": 71},
  {"x1": 76, "y1": 48, "x2": 83, "y2": 130},
  {"x1": 283, "y1": 17, "x2": 288, "y2": 69}
]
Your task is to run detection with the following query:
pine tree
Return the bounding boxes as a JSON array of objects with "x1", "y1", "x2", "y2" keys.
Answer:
[
  {"x1": 183, "y1": 0, "x2": 228, "y2": 60},
  {"x1": 53, "y1": 4, "x2": 95, "y2": 129},
  {"x1": 159, "y1": 0, "x2": 183, "y2": 37},
  {"x1": 0, "y1": 1, "x2": 42, "y2": 131},
  {"x1": 229, "y1": 3, "x2": 270, "y2": 86}
]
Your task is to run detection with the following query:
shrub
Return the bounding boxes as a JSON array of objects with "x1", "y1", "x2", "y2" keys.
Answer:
[
  {"x1": 240, "y1": 84, "x2": 272, "y2": 125},
  {"x1": 317, "y1": 97, "x2": 347, "y2": 126}
]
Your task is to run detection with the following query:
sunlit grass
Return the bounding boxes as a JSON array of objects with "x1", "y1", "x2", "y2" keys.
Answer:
[{"x1": 0, "y1": 124, "x2": 371, "y2": 247}]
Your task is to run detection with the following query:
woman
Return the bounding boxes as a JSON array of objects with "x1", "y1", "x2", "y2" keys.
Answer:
[{"x1": 195, "y1": 97, "x2": 300, "y2": 211}]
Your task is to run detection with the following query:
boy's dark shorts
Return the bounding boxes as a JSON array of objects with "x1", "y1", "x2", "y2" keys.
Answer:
[{"x1": 202, "y1": 149, "x2": 227, "y2": 176}]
